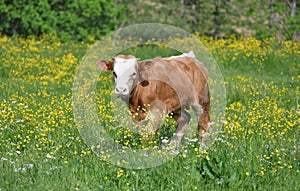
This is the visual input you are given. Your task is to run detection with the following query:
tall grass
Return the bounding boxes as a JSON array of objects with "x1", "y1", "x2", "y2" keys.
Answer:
[{"x1": 0, "y1": 35, "x2": 299, "y2": 190}]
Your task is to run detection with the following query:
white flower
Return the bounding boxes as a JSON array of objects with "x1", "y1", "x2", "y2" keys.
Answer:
[
  {"x1": 217, "y1": 178, "x2": 224, "y2": 185},
  {"x1": 16, "y1": 119, "x2": 24, "y2": 123},
  {"x1": 187, "y1": 138, "x2": 198, "y2": 142},
  {"x1": 214, "y1": 137, "x2": 227, "y2": 143},
  {"x1": 221, "y1": 120, "x2": 228, "y2": 124},
  {"x1": 46, "y1": 155, "x2": 54, "y2": 159},
  {"x1": 161, "y1": 138, "x2": 169, "y2": 143},
  {"x1": 208, "y1": 121, "x2": 215, "y2": 126},
  {"x1": 26, "y1": 164, "x2": 34, "y2": 169},
  {"x1": 21, "y1": 168, "x2": 26, "y2": 173},
  {"x1": 1, "y1": 157, "x2": 8, "y2": 161},
  {"x1": 50, "y1": 166, "x2": 58, "y2": 171}
]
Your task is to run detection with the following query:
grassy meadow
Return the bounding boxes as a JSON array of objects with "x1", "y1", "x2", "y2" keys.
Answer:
[{"x1": 0, "y1": 35, "x2": 299, "y2": 190}]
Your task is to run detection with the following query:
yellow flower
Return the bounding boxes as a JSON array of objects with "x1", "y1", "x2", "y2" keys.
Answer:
[{"x1": 117, "y1": 169, "x2": 124, "y2": 178}]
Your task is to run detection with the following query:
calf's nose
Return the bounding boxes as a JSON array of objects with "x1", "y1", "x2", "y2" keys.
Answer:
[{"x1": 115, "y1": 87, "x2": 127, "y2": 93}]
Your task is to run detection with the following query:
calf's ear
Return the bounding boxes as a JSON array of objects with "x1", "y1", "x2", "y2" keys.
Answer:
[
  {"x1": 137, "y1": 61, "x2": 153, "y2": 86},
  {"x1": 138, "y1": 70, "x2": 149, "y2": 86},
  {"x1": 97, "y1": 59, "x2": 114, "y2": 71}
]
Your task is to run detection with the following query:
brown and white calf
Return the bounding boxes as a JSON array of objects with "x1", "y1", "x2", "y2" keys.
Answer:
[{"x1": 98, "y1": 51, "x2": 210, "y2": 148}]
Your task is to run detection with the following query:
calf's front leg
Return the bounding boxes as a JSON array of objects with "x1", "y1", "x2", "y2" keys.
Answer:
[
  {"x1": 169, "y1": 109, "x2": 191, "y2": 148},
  {"x1": 141, "y1": 100, "x2": 167, "y2": 135}
]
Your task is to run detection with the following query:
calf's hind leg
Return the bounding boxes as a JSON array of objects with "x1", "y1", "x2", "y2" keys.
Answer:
[
  {"x1": 198, "y1": 112, "x2": 210, "y2": 148},
  {"x1": 198, "y1": 99, "x2": 210, "y2": 149}
]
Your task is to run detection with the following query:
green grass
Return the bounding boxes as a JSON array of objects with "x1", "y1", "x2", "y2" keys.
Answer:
[{"x1": 0, "y1": 36, "x2": 299, "y2": 191}]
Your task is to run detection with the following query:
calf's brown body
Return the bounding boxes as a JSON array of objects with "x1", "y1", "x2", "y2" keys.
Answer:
[{"x1": 128, "y1": 56, "x2": 210, "y2": 147}]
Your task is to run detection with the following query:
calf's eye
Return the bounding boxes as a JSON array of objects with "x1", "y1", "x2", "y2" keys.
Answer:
[
  {"x1": 132, "y1": 72, "x2": 137, "y2": 79},
  {"x1": 140, "y1": 80, "x2": 149, "y2": 86}
]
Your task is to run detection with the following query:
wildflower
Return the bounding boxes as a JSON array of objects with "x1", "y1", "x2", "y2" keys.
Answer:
[
  {"x1": 161, "y1": 138, "x2": 169, "y2": 143},
  {"x1": 21, "y1": 168, "x2": 26, "y2": 173},
  {"x1": 205, "y1": 155, "x2": 210, "y2": 161},
  {"x1": 26, "y1": 164, "x2": 34, "y2": 169},
  {"x1": 46, "y1": 155, "x2": 54, "y2": 159},
  {"x1": 217, "y1": 178, "x2": 224, "y2": 185},
  {"x1": 117, "y1": 168, "x2": 124, "y2": 178}
]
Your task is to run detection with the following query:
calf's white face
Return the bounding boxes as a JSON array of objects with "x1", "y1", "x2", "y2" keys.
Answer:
[{"x1": 113, "y1": 58, "x2": 137, "y2": 95}]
